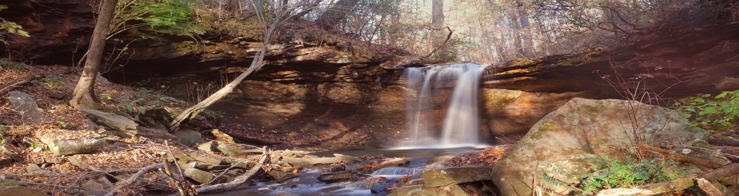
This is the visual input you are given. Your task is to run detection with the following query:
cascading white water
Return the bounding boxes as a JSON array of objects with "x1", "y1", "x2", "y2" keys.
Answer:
[{"x1": 398, "y1": 63, "x2": 488, "y2": 148}]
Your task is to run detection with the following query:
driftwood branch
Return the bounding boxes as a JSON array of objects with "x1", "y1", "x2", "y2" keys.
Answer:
[
  {"x1": 422, "y1": 26, "x2": 453, "y2": 59},
  {"x1": 0, "y1": 77, "x2": 33, "y2": 95},
  {"x1": 104, "y1": 163, "x2": 164, "y2": 196},
  {"x1": 195, "y1": 147, "x2": 270, "y2": 193}
]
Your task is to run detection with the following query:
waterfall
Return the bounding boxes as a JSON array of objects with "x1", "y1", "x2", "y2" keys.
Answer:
[{"x1": 398, "y1": 63, "x2": 487, "y2": 148}]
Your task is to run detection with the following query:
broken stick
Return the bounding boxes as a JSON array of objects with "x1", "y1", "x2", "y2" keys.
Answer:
[{"x1": 104, "y1": 163, "x2": 164, "y2": 196}]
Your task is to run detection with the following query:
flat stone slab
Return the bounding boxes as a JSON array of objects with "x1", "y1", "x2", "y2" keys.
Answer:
[
  {"x1": 422, "y1": 164, "x2": 494, "y2": 188},
  {"x1": 7, "y1": 91, "x2": 49, "y2": 124}
]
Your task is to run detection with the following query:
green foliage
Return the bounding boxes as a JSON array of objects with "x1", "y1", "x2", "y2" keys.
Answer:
[
  {"x1": 0, "y1": 58, "x2": 26, "y2": 70},
  {"x1": 676, "y1": 90, "x2": 739, "y2": 131},
  {"x1": 56, "y1": 116, "x2": 68, "y2": 129},
  {"x1": 40, "y1": 76, "x2": 63, "y2": 88},
  {"x1": 579, "y1": 159, "x2": 685, "y2": 194},
  {"x1": 0, "y1": 5, "x2": 29, "y2": 34},
  {"x1": 0, "y1": 4, "x2": 29, "y2": 46},
  {"x1": 124, "y1": 98, "x2": 145, "y2": 115},
  {"x1": 126, "y1": 0, "x2": 204, "y2": 37}
]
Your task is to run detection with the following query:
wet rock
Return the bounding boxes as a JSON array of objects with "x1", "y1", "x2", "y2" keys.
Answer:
[
  {"x1": 40, "y1": 137, "x2": 108, "y2": 156},
  {"x1": 282, "y1": 154, "x2": 359, "y2": 168},
  {"x1": 0, "y1": 151, "x2": 15, "y2": 167},
  {"x1": 215, "y1": 142, "x2": 260, "y2": 156},
  {"x1": 7, "y1": 91, "x2": 49, "y2": 124},
  {"x1": 196, "y1": 141, "x2": 216, "y2": 153},
  {"x1": 174, "y1": 152, "x2": 227, "y2": 168},
  {"x1": 0, "y1": 178, "x2": 45, "y2": 196},
  {"x1": 493, "y1": 98, "x2": 709, "y2": 196},
  {"x1": 222, "y1": 157, "x2": 256, "y2": 169},
  {"x1": 317, "y1": 171, "x2": 363, "y2": 183},
  {"x1": 81, "y1": 109, "x2": 138, "y2": 136},
  {"x1": 267, "y1": 170, "x2": 297, "y2": 182},
  {"x1": 184, "y1": 165, "x2": 214, "y2": 184},
  {"x1": 67, "y1": 156, "x2": 92, "y2": 170},
  {"x1": 211, "y1": 129, "x2": 235, "y2": 143},
  {"x1": 25, "y1": 164, "x2": 44, "y2": 174},
  {"x1": 389, "y1": 184, "x2": 469, "y2": 196},
  {"x1": 174, "y1": 129, "x2": 203, "y2": 147},
  {"x1": 369, "y1": 178, "x2": 394, "y2": 194},
  {"x1": 81, "y1": 176, "x2": 113, "y2": 195},
  {"x1": 197, "y1": 140, "x2": 260, "y2": 156},
  {"x1": 422, "y1": 163, "x2": 494, "y2": 188},
  {"x1": 377, "y1": 158, "x2": 410, "y2": 168}
]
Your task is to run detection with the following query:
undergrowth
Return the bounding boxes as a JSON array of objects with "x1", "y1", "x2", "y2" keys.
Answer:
[
  {"x1": 578, "y1": 159, "x2": 688, "y2": 194},
  {"x1": 675, "y1": 90, "x2": 738, "y2": 132},
  {"x1": 0, "y1": 58, "x2": 26, "y2": 70}
]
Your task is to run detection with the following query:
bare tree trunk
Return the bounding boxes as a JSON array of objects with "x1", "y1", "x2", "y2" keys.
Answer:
[
  {"x1": 169, "y1": 7, "x2": 286, "y2": 130},
  {"x1": 70, "y1": 0, "x2": 117, "y2": 109},
  {"x1": 431, "y1": 0, "x2": 444, "y2": 49},
  {"x1": 317, "y1": 0, "x2": 359, "y2": 30},
  {"x1": 508, "y1": 2, "x2": 525, "y2": 58},
  {"x1": 515, "y1": 0, "x2": 534, "y2": 57}
]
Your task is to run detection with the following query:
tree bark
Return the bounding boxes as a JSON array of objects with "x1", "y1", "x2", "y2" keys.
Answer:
[
  {"x1": 70, "y1": 0, "x2": 117, "y2": 109},
  {"x1": 317, "y1": 0, "x2": 359, "y2": 30},
  {"x1": 515, "y1": 0, "x2": 534, "y2": 57},
  {"x1": 431, "y1": 0, "x2": 444, "y2": 49}
]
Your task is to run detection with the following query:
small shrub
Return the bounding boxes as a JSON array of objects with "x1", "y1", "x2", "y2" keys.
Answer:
[
  {"x1": 40, "y1": 76, "x2": 64, "y2": 88},
  {"x1": 0, "y1": 4, "x2": 30, "y2": 45},
  {"x1": 676, "y1": 90, "x2": 739, "y2": 132},
  {"x1": 0, "y1": 58, "x2": 26, "y2": 70},
  {"x1": 124, "y1": 0, "x2": 204, "y2": 38},
  {"x1": 579, "y1": 159, "x2": 686, "y2": 194}
]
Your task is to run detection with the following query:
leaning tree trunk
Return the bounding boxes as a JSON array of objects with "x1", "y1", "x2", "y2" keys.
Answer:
[
  {"x1": 431, "y1": 0, "x2": 444, "y2": 48},
  {"x1": 70, "y1": 0, "x2": 117, "y2": 109},
  {"x1": 169, "y1": 15, "x2": 283, "y2": 130}
]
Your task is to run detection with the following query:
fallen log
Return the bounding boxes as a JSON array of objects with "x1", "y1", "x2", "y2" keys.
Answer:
[
  {"x1": 696, "y1": 178, "x2": 724, "y2": 196},
  {"x1": 638, "y1": 145, "x2": 726, "y2": 169},
  {"x1": 81, "y1": 109, "x2": 175, "y2": 139},
  {"x1": 195, "y1": 147, "x2": 269, "y2": 193},
  {"x1": 707, "y1": 138, "x2": 739, "y2": 147},
  {"x1": 41, "y1": 137, "x2": 109, "y2": 156},
  {"x1": 700, "y1": 163, "x2": 739, "y2": 180}
]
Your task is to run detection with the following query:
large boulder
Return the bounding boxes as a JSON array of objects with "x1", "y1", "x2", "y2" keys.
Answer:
[
  {"x1": 422, "y1": 163, "x2": 494, "y2": 188},
  {"x1": 7, "y1": 91, "x2": 49, "y2": 124},
  {"x1": 492, "y1": 98, "x2": 708, "y2": 196}
]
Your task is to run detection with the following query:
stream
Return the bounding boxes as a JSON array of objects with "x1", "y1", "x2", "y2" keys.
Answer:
[{"x1": 211, "y1": 147, "x2": 482, "y2": 196}]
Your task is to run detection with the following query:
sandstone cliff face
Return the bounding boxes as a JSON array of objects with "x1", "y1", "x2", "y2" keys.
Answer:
[
  {"x1": 477, "y1": 24, "x2": 739, "y2": 140},
  {"x1": 105, "y1": 38, "x2": 408, "y2": 149},
  {"x1": 0, "y1": 0, "x2": 94, "y2": 63},
  {"x1": 4, "y1": 0, "x2": 738, "y2": 148}
]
